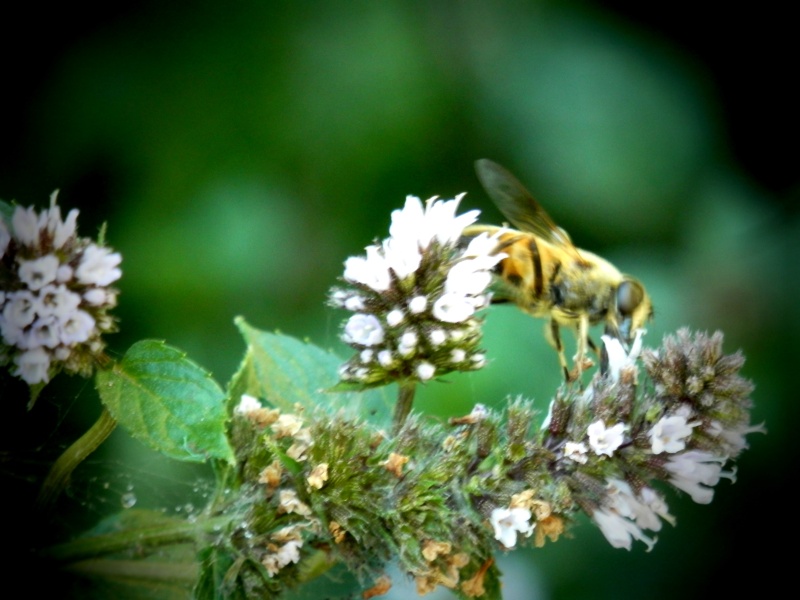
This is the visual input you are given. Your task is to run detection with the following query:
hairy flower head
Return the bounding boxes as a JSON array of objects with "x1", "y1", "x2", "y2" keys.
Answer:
[
  {"x1": 1, "y1": 192, "x2": 121, "y2": 395},
  {"x1": 330, "y1": 194, "x2": 504, "y2": 388}
]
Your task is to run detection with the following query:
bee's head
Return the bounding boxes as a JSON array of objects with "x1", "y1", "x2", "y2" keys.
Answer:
[{"x1": 614, "y1": 277, "x2": 653, "y2": 344}]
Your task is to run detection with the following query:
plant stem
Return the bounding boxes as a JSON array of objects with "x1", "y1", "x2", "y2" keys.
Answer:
[
  {"x1": 43, "y1": 513, "x2": 234, "y2": 563},
  {"x1": 391, "y1": 381, "x2": 416, "y2": 435},
  {"x1": 36, "y1": 406, "x2": 118, "y2": 510}
]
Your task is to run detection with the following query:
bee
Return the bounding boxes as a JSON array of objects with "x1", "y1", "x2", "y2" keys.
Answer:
[{"x1": 463, "y1": 159, "x2": 653, "y2": 381}]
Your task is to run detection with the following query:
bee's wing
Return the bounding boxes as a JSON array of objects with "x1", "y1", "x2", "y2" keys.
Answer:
[{"x1": 475, "y1": 159, "x2": 579, "y2": 253}]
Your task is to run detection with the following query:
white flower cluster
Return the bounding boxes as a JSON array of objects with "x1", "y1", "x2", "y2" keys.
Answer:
[
  {"x1": 331, "y1": 194, "x2": 505, "y2": 386},
  {"x1": 0, "y1": 192, "x2": 121, "y2": 386},
  {"x1": 576, "y1": 331, "x2": 764, "y2": 549},
  {"x1": 591, "y1": 479, "x2": 674, "y2": 551}
]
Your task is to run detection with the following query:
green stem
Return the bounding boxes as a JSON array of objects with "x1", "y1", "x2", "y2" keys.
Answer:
[
  {"x1": 43, "y1": 513, "x2": 234, "y2": 564},
  {"x1": 391, "y1": 380, "x2": 416, "y2": 435},
  {"x1": 36, "y1": 406, "x2": 118, "y2": 510}
]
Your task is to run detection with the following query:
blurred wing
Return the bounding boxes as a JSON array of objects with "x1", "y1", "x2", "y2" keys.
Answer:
[{"x1": 475, "y1": 159, "x2": 578, "y2": 252}]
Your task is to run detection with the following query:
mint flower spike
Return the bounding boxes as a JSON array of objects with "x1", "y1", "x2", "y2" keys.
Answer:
[
  {"x1": 0, "y1": 191, "x2": 121, "y2": 396},
  {"x1": 330, "y1": 193, "x2": 504, "y2": 389},
  {"x1": 557, "y1": 328, "x2": 764, "y2": 551}
]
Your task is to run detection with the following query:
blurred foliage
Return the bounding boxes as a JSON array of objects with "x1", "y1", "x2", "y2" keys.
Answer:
[{"x1": 1, "y1": 1, "x2": 795, "y2": 598}]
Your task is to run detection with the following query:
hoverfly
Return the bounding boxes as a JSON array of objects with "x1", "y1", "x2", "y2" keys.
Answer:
[{"x1": 462, "y1": 159, "x2": 653, "y2": 381}]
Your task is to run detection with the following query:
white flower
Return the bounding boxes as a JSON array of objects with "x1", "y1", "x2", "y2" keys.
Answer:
[
  {"x1": 601, "y1": 328, "x2": 645, "y2": 384},
  {"x1": 38, "y1": 284, "x2": 81, "y2": 318},
  {"x1": 564, "y1": 441, "x2": 589, "y2": 464},
  {"x1": 343, "y1": 245, "x2": 391, "y2": 292},
  {"x1": 587, "y1": 420, "x2": 627, "y2": 457},
  {"x1": 591, "y1": 507, "x2": 656, "y2": 551},
  {"x1": 30, "y1": 316, "x2": 62, "y2": 349},
  {"x1": 382, "y1": 237, "x2": 421, "y2": 280},
  {"x1": 432, "y1": 292, "x2": 475, "y2": 323},
  {"x1": 450, "y1": 348, "x2": 466, "y2": 363},
  {"x1": 649, "y1": 415, "x2": 697, "y2": 454},
  {"x1": 18, "y1": 255, "x2": 60, "y2": 291},
  {"x1": 416, "y1": 361, "x2": 435, "y2": 381},
  {"x1": 490, "y1": 507, "x2": 535, "y2": 548},
  {"x1": 2, "y1": 290, "x2": 40, "y2": 329},
  {"x1": 235, "y1": 394, "x2": 262, "y2": 415},
  {"x1": 56, "y1": 264, "x2": 73, "y2": 283},
  {"x1": 343, "y1": 295, "x2": 365, "y2": 311},
  {"x1": 276, "y1": 539, "x2": 302, "y2": 566},
  {"x1": 11, "y1": 205, "x2": 41, "y2": 247},
  {"x1": 460, "y1": 231, "x2": 506, "y2": 267},
  {"x1": 444, "y1": 259, "x2": 493, "y2": 297},
  {"x1": 605, "y1": 479, "x2": 664, "y2": 532},
  {"x1": 714, "y1": 421, "x2": 767, "y2": 456},
  {"x1": 13, "y1": 347, "x2": 51, "y2": 384},
  {"x1": 386, "y1": 308, "x2": 405, "y2": 327},
  {"x1": 377, "y1": 349, "x2": 394, "y2": 367},
  {"x1": 59, "y1": 310, "x2": 96, "y2": 345},
  {"x1": 663, "y1": 450, "x2": 734, "y2": 504},
  {"x1": 389, "y1": 193, "x2": 479, "y2": 249},
  {"x1": 426, "y1": 193, "x2": 479, "y2": 245},
  {"x1": 75, "y1": 244, "x2": 122, "y2": 286},
  {"x1": 389, "y1": 195, "x2": 427, "y2": 247},
  {"x1": 407, "y1": 295, "x2": 427, "y2": 314},
  {"x1": 45, "y1": 191, "x2": 79, "y2": 249},
  {"x1": 263, "y1": 539, "x2": 303, "y2": 576},
  {"x1": 397, "y1": 330, "x2": 418, "y2": 356},
  {"x1": 343, "y1": 314, "x2": 385, "y2": 346},
  {"x1": 428, "y1": 328, "x2": 446, "y2": 346},
  {"x1": 640, "y1": 487, "x2": 675, "y2": 526},
  {"x1": 82, "y1": 288, "x2": 108, "y2": 306}
]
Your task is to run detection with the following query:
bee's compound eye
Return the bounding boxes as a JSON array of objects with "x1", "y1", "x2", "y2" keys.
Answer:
[{"x1": 617, "y1": 280, "x2": 644, "y2": 316}]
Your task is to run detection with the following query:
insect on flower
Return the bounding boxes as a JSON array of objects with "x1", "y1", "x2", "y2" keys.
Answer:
[{"x1": 461, "y1": 159, "x2": 653, "y2": 381}]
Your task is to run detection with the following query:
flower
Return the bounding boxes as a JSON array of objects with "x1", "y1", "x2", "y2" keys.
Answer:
[
  {"x1": 277, "y1": 489, "x2": 312, "y2": 516},
  {"x1": 343, "y1": 246, "x2": 391, "y2": 292},
  {"x1": 0, "y1": 193, "x2": 121, "y2": 391},
  {"x1": 564, "y1": 441, "x2": 589, "y2": 464},
  {"x1": 342, "y1": 314, "x2": 385, "y2": 346},
  {"x1": 663, "y1": 450, "x2": 734, "y2": 504},
  {"x1": 591, "y1": 507, "x2": 656, "y2": 552},
  {"x1": 587, "y1": 420, "x2": 627, "y2": 457},
  {"x1": 263, "y1": 539, "x2": 303, "y2": 576},
  {"x1": 235, "y1": 394, "x2": 262, "y2": 415},
  {"x1": 602, "y1": 328, "x2": 645, "y2": 383},
  {"x1": 432, "y1": 292, "x2": 475, "y2": 323},
  {"x1": 75, "y1": 244, "x2": 122, "y2": 286},
  {"x1": 490, "y1": 507, "x2": 535, "y2": 548},
  {"x1": 331, "y1": 193, "x2": 503, "y2": 387},
  {"x1": 649, "y1": 414, "x2": 696, "y2": 454}
]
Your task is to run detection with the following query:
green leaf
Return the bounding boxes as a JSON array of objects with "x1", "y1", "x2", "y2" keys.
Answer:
[
  {"x1": 230, "y1": 317, "x2": 391, "y2": 425},
  {"x1": 97, "y1": 340, "x2": 234, "y2": 464}
]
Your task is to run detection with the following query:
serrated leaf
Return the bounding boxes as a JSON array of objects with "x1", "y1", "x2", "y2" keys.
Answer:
[
  {"x1": 97, "y1": 340, "x2": 234, "y2": 464},
  {"x1": 231, "y1": 317, "x2": 391, "y2": 424}
]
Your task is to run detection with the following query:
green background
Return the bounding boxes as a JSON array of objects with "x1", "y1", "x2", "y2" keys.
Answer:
[{"x1": 2, "y1": 2, "x2": 795, "y2": 598}]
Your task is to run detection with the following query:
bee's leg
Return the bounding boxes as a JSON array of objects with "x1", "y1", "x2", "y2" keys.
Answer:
[
  {"x1": 587, "y1": 334, "x2": 610, "y2": 374},
  {"x1": 570, "y1": 315, "x2": 594, "y2": 380},
  {"x1": 545, "y1": 319, "x2": 571, "y2": 382}
]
